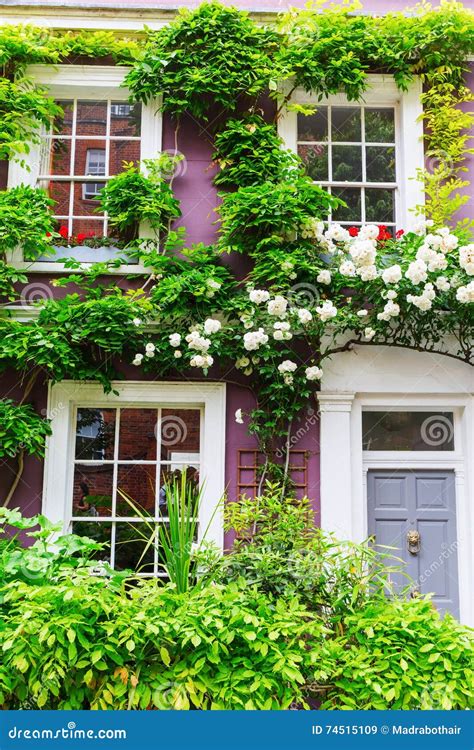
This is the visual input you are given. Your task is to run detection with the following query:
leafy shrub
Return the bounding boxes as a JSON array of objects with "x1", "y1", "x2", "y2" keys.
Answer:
[
  {"x1": 0, "y1": 400, "x2": 51, "y2": 459},
  {"x1": 99, "y1": 157, "x2": 181, "y2": 242},
  {"x1": 0, "y1": 575, "x2": 324, "y2": 709},
  {"x1": 213, "y1": 485, "x2": 396, "y2": 624},
  {"x1": 0, "y1": 508, "x2": 105, "y2": 585},
  {"x1": 218, "y1": 179, "x2": 339, "y2": 255},
  {"x1": 125, "y1": 2, "x2": 279, "y2": 120},
  {"x1": 0, "y1": 184, "x2": 56, "y2": 259},
  {"x1": 317, "y1": 597, "x2": 474, "y2": 710},
  {"x1": 213, "y1": 114, "x2": 300, "y2": 188}
]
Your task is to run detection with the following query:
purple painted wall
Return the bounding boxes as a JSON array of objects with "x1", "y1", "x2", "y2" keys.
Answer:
[{"x1": 0, "y1": 1, "x2": 472, "y2": 530}]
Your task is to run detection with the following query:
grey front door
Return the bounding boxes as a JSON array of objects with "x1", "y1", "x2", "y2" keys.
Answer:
[{"x1": 367, "y1": 470, "x2": 459, "y2": 618}]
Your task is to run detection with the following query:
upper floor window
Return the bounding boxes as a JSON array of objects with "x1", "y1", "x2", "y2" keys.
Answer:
[
  {"x1": 297, "y1": 105, "x2": 396, "y2": 230},
  {"x1": 40, "y1": 98, "x2": 141, "y2": 240},
  {"x1": 7, "y1": 65, "x2": 162, "y2": 274},
  {"x1": 278, "y1": 75, "x2": 425, "y2": 233}
]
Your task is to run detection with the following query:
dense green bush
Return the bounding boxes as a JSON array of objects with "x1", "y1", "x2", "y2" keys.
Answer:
[
  {"x1": 317, "y1": 598, "x2": 474, "y2": 710},
  {"x1": 0, "y1": 505, "x2": 473, "y2": 710},
  {"x1": 0, "y1": 574, "x2": 324, "y2": 709},
  {"x1": 99, "y1": 157, "x2": 181, "y2": 242}
]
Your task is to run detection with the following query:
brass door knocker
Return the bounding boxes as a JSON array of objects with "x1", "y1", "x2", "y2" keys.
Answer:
[{"x1": 407, "y1": 529, "x2": 421, "y2": 555}]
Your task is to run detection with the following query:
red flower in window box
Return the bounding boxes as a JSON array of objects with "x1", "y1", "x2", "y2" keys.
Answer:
[
  {"x1": 76, "y1": 233, "x2": 87, "y2": 242},
  {"x1": 348, "y1": 226, "x2": 359, "y2": 237},
  {"x1": 396, "y1": 229, "x2": 405, "y2": 239},
  {"x1": 58, "y1": 226, "x2": 69, "y2": 239},
  {"x1": 377, "y1": 225, "x2": 392, "y2": 241}
]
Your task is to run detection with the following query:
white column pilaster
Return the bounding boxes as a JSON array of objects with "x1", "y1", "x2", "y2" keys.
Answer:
[{"x1": 317, "y1": 393, "x2": 355, "y2": 539}]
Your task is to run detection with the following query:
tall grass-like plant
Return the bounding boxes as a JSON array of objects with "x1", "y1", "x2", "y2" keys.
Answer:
[
  {"x1": 158, "y1": 473, "x2": 203, "y2": 593},
  {"x1": 118, "y1": 473, "x2": 221, "y2": 592}
]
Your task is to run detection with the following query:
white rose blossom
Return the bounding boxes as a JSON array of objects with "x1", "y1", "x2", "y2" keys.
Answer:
[
  {"x1": 267, "y1": 295, "x2": 288, "y2": 317},
  {"x1": 358, "y1": 264, "x2": 378, "y2": 281},
  {"x1": 377, "y1": 300, "x2": 400, "y2": 321},
  {"x1": 456, "y1": 281, "x2": 474, "y2": 303},
  {"x1": 382, "y1": 264, "x2": 402, "y2": 285},
  {"x1": 405, "y1": 259, "x2": 428, "y2": 285},
  {"x1": 339, "y1": 260, "x2": 357, "y2": 277},
  {"x1": 317, "y1": 270, "x2": 331, "y2": 285},
  {"x1": 459, "y1": 244, "x2": 474, "y2": 276},
  {"x1": 364, "y1": 327, "x2": 376, "y2": 341},
  {"x1": 357, "y1": 309, "x2": 368, "y2": 317},
  {"x1": 316, "y1": 300, "x2": 337, "y2": 322},
  {"x1": 174, "y1": 350, "x2": 182, "y2": 358},
  {"x1": 435, "y1": 276, "x2": 451, "y2": 292},
  {"x1": 278, "y1": 360, "x2": 297, "y2": 374},
  {"x1": 325, "y1": 224, "x2": 350, "y2": 243},
  {"x1": 204, "y1": 318, "x2": 222, "y2": 335},
  {"x1": 169, "y1": 333, "x2": 181, "y2": 347},
  {"x1": 132, "y1": 318, "x2": 142, "y2": 327},
  {"x1": 235, "y1": 409, "x2": 244, "y2": 424},
  {"x1": 249, "y1": 289, "x2": 270, "y2": 304},
  {"x1": 305, "y1": 366, "x2": 323, "y2": 381},
  {"x1": 358, "y1": 224, "x2": 379, "y2": 241},
  {"x1": 132, "y1": 353, "x2": 143, "y2": 366},
  {"x1": 190, "y1": 354, "x2": 214, "y2": 368},
  {"x1": 186, "y1": 331, "x2": 211, "y2": 351},
  {"x1": 243, "y1": 328, "x2": 269, "y2": 351},
  {"x1": 297, "y1": 308, "x2": 313, "y2": 325}
]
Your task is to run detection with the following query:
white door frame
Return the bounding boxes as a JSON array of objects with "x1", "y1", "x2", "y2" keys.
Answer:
[{"x1": 318, "y1": 348, "x2": 473, "y2": 626}]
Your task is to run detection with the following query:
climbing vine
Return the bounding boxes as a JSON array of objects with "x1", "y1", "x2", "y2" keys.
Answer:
[{"x1": 0, "y1": 0, "x2": 473, "y2": 502}]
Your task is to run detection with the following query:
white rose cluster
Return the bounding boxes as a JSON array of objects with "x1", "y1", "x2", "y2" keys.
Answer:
[
  {"x1": 273, "y1": 321, "x2": 292, "y2": 341},
  {"x1": 377, "y1": 300, "x2": 400, "y2": 321},
  {"x1": 317, "y1": 270, "x2": 331, "y2": 285},
  {"x1": 305, "y1": 365, "x2": 323, "y2": 381},
  {"x1": 278, "y1": 359, "x2": 297, "y2": 384},
  {"x1": 190, "y1": 354, "x2": 214, "y2": 368},
  {"x1": 186, "y1": 331, "x2": 211, "y2": 352},
  {"x1": 456, "y1": 280, "x2": 474, "y2": 304},
  {"x1": 407, "y1": 283, "x2": 436, "y2": 311},
  {"x1": 243, "y1": 327, "x2": 269, "y2": 351},
  {"x1": 297, "y1": 308, "x2": 313, "y2": 325},
  {"x1": 405, "y1": 259, "x2": 428, "y2": 285},
  {"x1": 382, "y1": 264, "x2": 402, "y2": 285}
]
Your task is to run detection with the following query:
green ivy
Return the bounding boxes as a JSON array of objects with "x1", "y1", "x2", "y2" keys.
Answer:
[
  {"x1": 0, "y1": 400, "x2": 51, "y2": 459},
  {"x1": 125, "y1": 2, "x2": 280, "y2": 121},
  {"x1": 0, "y1": 185, "x2": 56, "y2": 259}
]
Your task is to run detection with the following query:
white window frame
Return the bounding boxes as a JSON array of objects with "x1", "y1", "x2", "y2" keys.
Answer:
[
  {"x1": 7, "y1": 65, "x2": 162, "y2": 275},
  {"x1": 43, "y1": 381, "x2": 226, "y2": 559},
  {"x1": 278, "y1": 75, "x2": 425, "y2": 232}
]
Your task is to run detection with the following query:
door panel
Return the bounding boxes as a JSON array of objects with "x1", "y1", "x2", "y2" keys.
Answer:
[{"x1": 367, "y1": 470, "x2": 459, "y2": 618}]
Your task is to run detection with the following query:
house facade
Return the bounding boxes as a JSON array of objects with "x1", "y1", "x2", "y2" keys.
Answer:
[{"x1": 0, "y1": 0, "x2": 473, "y2": 626}]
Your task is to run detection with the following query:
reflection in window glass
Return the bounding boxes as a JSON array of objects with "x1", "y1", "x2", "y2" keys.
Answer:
[
  {"x1": 39, "y1": 98, "x2": 142, "y2": 244},
  {"x1": 72, "y1": 405, "x2": 202, "y2": 574},
  {"x1": 362, "y1": 411, "x2": 455, "y2": 451},
  {"x1": 297, "y1": 105, "x2": 397, "y2": 229}
]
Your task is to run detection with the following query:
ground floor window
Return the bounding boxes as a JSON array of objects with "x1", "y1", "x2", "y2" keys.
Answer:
[{"x1": 43, "y1": 381, "x2": 226, "y2": 573}]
